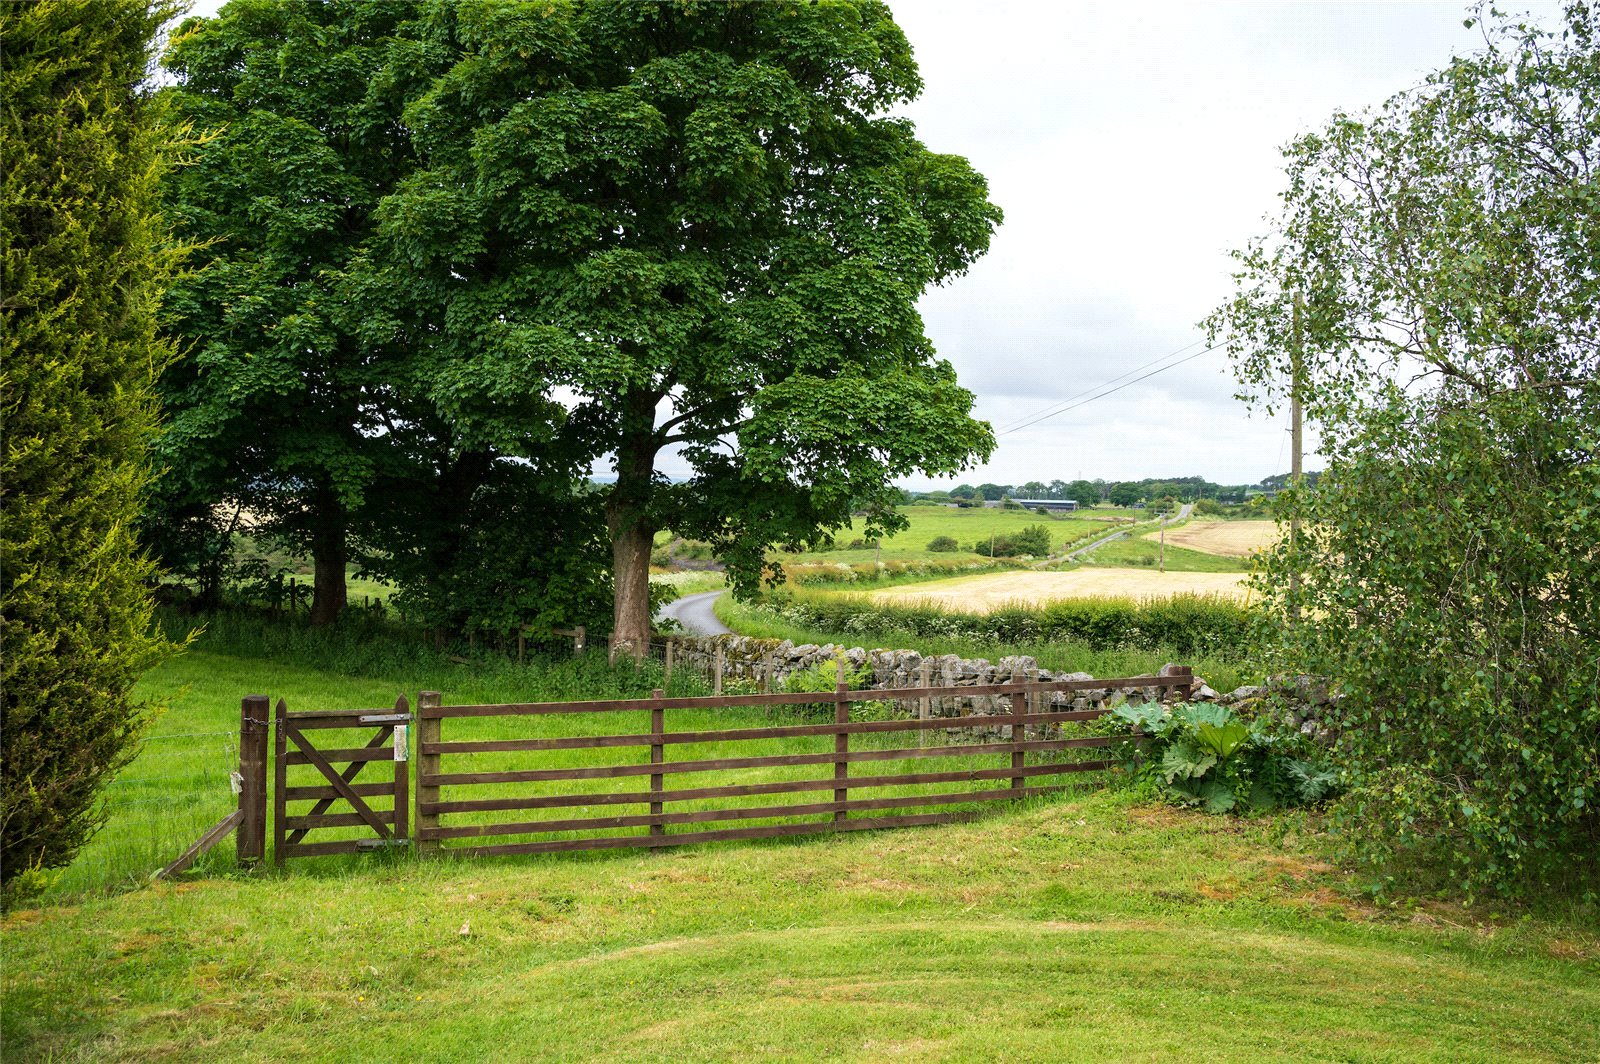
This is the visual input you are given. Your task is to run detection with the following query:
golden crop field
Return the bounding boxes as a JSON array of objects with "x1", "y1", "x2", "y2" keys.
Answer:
[
  {"x1": 1143, "y1": 519, "x2": 1281, "y2": 558},
  {"x1": 871, "y1": 569, "x2": 1247, "y2": 612}
]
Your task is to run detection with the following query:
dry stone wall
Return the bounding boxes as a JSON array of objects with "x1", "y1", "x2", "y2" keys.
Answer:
[{"x1": 663, "y1": 634, "x2": 1332, "y2": 741}]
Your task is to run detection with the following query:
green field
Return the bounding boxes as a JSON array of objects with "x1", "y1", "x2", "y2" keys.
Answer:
[
  {"x1": 770, "y1": 505, "x2": 1128, "y2": 564},
  {"x1": 7, "y1": 619, "x2": 1598, "y2": 1060},
  {"x1": 1068, "y1": 532, "x2": 1249, "y2": 573}
]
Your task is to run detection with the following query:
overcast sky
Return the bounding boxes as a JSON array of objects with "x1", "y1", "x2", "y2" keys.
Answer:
[
  {"x1": 185, "y1": 0, "x2": 1561, "y2": 489},
  {"x1": 885, "y1": 0, "x2": 1567, "y2": 490}
]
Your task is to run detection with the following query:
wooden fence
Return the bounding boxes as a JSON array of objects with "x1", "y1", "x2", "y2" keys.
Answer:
[
  {"x1": 411, "y1": 671, "x2": 1191, "y2": 858},
  {"x1": 206, "y1": 669, "x2": 1191, "y2": 868}
]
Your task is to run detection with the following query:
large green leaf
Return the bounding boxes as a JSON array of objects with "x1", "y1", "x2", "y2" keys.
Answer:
[
  {"x1": 1161, "y1": 742, "x2": 1216, "y2": 784},
  {"x1": 1195, "y1": 721, "x2": 1251, "y2": 760}
]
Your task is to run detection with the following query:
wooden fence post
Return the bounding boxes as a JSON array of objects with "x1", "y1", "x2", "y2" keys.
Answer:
[
  {"x1": 650, "y1": 689, "x2": 665, "y2": 837},
  {"x1": 1010, "y1": 687, "x2": 1027, "y2": 794},
  {"x1": 416, "y1": 691, "x2": 442, "y2": 855},
  {"x1": 573, "y1": 625, "x2": 586, "y2": 655},
  {"x1": 1159, "y1": 663, "x2": 1194, "y2": 704},
  {"x1": 834, "y1": 677, "x2": 850, "y2": 823},
  {"x1": 664, "y1": 638, "x2": 675, "y2": 685},
  {"x1": 763, "y1": 651, "x2": 774, "y2": 694},
  {"x1": 918, "y1": 660, "x2": 932, "y2": 748},
  {"x1": 237, "y1": 695, "x2": 269, "y2": 864},
  {"x1": 713, "y1": 643, "x2": 724, "y2": 696}
]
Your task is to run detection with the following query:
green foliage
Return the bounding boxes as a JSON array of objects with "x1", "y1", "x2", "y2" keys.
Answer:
[
  {"x1": 154, "y1": 1, "x2": 428, "y2": 620},
  {"x1": 1209, "y1": 3, "x2": 1600, "y2": 892},
  {"x1": 926, "y1": 535, "x2": 960, "y2": 552},
  {"x1": 777, "y1": 655, "x2": 879, "y2": 720},
  {"x1": 1011, "y1": 524, "x2": 1052, "y2": 556},
  {"x1": 371, "y1": 1, "x2": 1004, "y2": 643},
  {"x1": 756, "y1": 591, "x2": 1250, "y2": 657},
  {"x1": 154, "y1": 4, "x2": 609, "y2": 633},
  {"x1": 359, "y1": 464, "x2": 614, "y2": 642},
  {"x1": 0, "y1": 0, "x2": 178, "y2": 900},
  {"x1": 1110, "y1": 702, "x2": 1339, "y2": 814},
  {"x1": 1107, "y1": 483, "x2": 1143, "y2": 507}
]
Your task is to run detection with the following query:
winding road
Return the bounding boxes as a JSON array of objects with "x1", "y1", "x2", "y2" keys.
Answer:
[
  {"x1": 656, "y1": 590, "x2": 730, "y2": 636},
  {"x1": 1054, "y1": 502, "x2": 1195, "y2": 565},
  {"x1": 662, "y1": 505, "x2": 1197, "y2": 628}
]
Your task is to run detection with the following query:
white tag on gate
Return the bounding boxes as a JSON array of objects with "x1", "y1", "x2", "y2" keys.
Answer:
[{"x1": 393, "y1": 724, "x2": 408, "y2": 762}]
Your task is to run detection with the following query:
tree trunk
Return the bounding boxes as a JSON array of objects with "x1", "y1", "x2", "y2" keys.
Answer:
[
  {"x1": 609, "y1": 519, "x2": 654, "y2": 659},
  {"x1": 607, "y1": 392, "x2": 660, "y2": 659},
  {"x1": 309, "y1": 484, "x2": 347, "y2": 626}
]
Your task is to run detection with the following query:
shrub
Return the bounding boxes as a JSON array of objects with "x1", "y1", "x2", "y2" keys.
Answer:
[
  {"x1": 1, "y1": 0, "x2": 177, "y2": 902},
  {"x1": 1108, "y1": 702, "x2": 1339, "y2": 814},
  {"x1": 1211, "y1": 3, "x2": 1600, "y2": 893},
  {"x1": 1012, "y1": 525, "x2": 1051, "y2": 556},
  {"x1": 926, "y1": 535, "x2": 959, "y2": 552},
  {"x1": 754, "y1": 592, "x2": 1250, "y2": 656},
  {"x1": 972, "y1": 536, "x2": 1016, "y2": 558}
]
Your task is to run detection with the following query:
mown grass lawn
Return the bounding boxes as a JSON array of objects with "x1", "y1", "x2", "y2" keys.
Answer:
[
  {"x1": 6, "y1": 788, "x2": 1597, "y2": 1062},
  {"x1": 7, "y1": 619, "x2": 1597, "y2": 1061}
]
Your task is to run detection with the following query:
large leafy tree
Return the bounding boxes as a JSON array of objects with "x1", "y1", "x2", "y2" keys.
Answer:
[
  {"x1": 379, "y1": 0, "x2": 1001, "y2": 652},
  {"x1": 1209, "y1": 3, "x2": 1599, "y2": 892},
  {"x1": 156, "y1": 0, "x2": 431, "y2": 624},
  {"x1": 1, "y1": 0, "x2": 177, "y2": 898},
  {"x1": 157, "y1": 1, "x2": 606, "y2": 635}
]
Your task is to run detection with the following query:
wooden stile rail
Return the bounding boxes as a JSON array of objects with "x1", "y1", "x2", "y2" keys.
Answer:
[{"x1": 409, "y1": 669, "x2": 1192, "y2": 859}]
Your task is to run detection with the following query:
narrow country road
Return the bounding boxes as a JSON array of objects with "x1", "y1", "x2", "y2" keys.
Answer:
[
  {"x1": 656, "y1": 590, "x2": 730, "y2": 636},
  {"x1": 1055, "y1": 501, "x2": 1196, "y2": 566}
]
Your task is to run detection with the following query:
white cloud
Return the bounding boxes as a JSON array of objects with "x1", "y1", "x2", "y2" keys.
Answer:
[{"x1": 891, "y1": 0, "x2": 1557, "y2": 488}]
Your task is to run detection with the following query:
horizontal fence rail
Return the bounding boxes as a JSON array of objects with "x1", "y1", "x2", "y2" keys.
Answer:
[{"x1": 412, "y1": 670, "x2": 1191, "y2": 859}]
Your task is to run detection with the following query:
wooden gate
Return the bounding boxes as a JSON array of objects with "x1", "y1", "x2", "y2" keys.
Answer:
[{"x1": 273, "y1": 697, "x2": 411, "y2": 863}]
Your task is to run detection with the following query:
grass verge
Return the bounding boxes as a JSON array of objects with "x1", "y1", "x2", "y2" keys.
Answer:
[{"x1": 1074, "y1": 534, "x2": 1248, "y2": 572}]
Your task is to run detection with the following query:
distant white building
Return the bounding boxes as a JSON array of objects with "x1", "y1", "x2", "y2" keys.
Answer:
[{"x1": 1013, "y1": 499, "x2": 1078, "y2": 512}]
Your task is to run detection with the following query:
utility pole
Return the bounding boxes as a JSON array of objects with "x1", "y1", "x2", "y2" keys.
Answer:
[{"x1": 1289, "y1": 292, "x2": 1305, "y2": 623}]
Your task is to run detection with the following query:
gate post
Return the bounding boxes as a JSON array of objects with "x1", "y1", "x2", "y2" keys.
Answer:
[
  {"x1": 416, "y1": 691, "x2": 442, "y2": 855},
  {"x1": 833, "y1": 678, "x2": 850, "y2": 823},
  {"x1": 649, "y1": 689, "x2": 665, "y2": 837},
  {"x1": 237, "y1": 695, "x2": 269, "y2": 864}
]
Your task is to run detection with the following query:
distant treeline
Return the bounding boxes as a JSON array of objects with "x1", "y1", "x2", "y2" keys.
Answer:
[{"x1": 902, "y1": 473, "x2": 1317, "y2": 507}]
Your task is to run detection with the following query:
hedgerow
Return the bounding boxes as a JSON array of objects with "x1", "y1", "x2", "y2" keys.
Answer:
[{"x1": 753, "y1": 591, "x2": 1250, "y2": 657}]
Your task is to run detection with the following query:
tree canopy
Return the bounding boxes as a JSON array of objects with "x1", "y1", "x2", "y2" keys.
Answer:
[
  {"x1": 1209, "y1": 2, "x2": 1600, "y2": 892},
  {"x1": 373, "y1": 0, "x2": 1001, "y2": 650},
  {"x1": 156, "y1": 0, "x2": 613, "y2": 637}
]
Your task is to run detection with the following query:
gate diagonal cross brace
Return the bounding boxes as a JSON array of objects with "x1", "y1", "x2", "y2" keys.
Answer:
[
  {"x1": 285, "y1": 723, "x2": 393, "y2": 839},
  {"x1": 285, "y1": 726, "x2": 393, "y2": 844}
]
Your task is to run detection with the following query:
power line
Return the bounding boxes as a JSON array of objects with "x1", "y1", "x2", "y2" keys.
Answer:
[
  {"x1": 990, "y1": 337, "x2": 1207, "y2": 434},
  {"x1": 996, "y1": 342, "x2": 1223, "y2": 437}
]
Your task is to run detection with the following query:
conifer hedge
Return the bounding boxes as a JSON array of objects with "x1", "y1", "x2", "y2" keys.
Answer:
[{"x1": 1, "y1": 0, "x2": 176, "y2": 899}]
